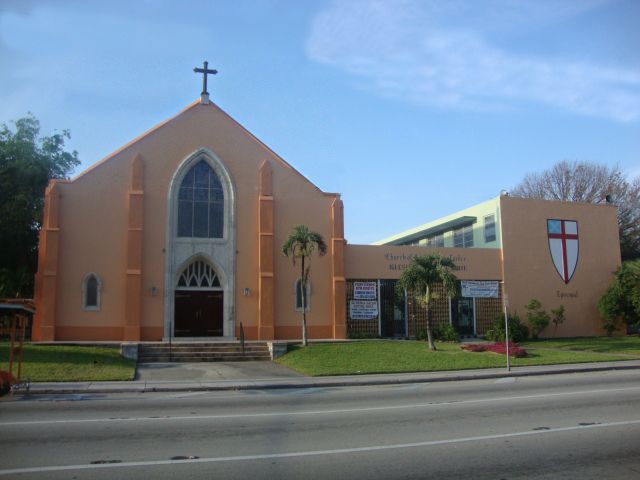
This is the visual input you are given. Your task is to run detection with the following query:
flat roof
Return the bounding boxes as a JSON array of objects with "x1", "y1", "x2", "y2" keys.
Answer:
[{"x1": 375, "y1": 215, "x2": 477, "y2": 246}]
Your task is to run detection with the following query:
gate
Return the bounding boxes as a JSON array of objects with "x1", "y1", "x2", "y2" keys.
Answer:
[{"x1": 380, "y1": 280, "x2": 406, "y2": 337}]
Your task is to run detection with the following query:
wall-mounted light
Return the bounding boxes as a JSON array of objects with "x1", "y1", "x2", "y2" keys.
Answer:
[
  {"x1": 151, "y1": 286, "x2": 158, "y2": 297},
  {"x1": 243, "y1": 288, "x2": 250, "y2": 296}
]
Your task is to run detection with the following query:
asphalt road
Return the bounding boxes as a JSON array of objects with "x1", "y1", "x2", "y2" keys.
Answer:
[{"x1": 2, "y1": 370, "x2": 640, "y2": 479}]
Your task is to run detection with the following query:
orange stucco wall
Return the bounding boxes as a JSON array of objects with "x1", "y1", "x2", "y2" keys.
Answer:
[
  {"x1": 33, "y1": 100, "x2": 340, "y2": 341},
  {"x1": 500, "y1": 196, "x2": 620, "y2": 337}
]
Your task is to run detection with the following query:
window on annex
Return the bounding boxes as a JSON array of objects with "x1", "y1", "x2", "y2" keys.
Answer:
[
  {"x1": 484, "y1": 214, "x2": 496, "y2": 243},
  {"x1": 453, "y1": 225, "x2": 474, "y2": 248},
  {"x1": 295, "y1": 278, "x2": 311, "y2": 312},
  {"x1": 177, "y1": 160, "x2": 224, "y2": 238},
  {"x1": 82, "y1": 273, "x2": 101, "y2": 311},
  {"x1": 427, "y1": 233, "x2": 444, "y2": 247}
]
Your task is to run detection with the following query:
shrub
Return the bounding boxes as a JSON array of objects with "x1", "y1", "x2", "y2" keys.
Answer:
[
  {"x1": 417, "y1": 324, "x2": 460, "y2": 342},
  {"x1": 598, "y1": 260, "x2": 640, "y2": 335},
  {"x1": 0, "y1": 371, "x2": 15, "y2": 396},
  {"x1": 347, "y1": 331, "x2": 379, "y2": 340},
  {"x1": 485, "y1": 313, "x2": 529, "y2": 343},
  {"x1": 551, "y1": 305, "x2": 565, "y2": 335},
  {"x1": 432, "y1": 324, "x2": 460, "y2": 342},
  {"x1": 525, "y1": 299, "x2": 550, "y2": 339}
]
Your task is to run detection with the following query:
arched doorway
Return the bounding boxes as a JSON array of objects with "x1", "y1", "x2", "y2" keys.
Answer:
[{"x1": 174, "y1": 260, "x2": 224, "y2": 337}]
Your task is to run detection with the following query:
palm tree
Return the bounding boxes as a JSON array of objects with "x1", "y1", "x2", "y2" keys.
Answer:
[
  {"x1": 397, "y1": 254, "x2": 459, "y2": 351},
  {"x1": 282, "y1": 225, "x2": 327, "y2": 346}
]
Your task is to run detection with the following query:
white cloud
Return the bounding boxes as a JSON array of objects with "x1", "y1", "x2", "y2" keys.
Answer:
[{"x1": 306, "y1": 0, "x2": 640, "y2": 122}]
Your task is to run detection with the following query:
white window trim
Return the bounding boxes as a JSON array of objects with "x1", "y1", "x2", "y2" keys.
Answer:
[
  {"x1": 294, "y1": 278, "x2": 311, "y2": 312},
  {"x1": 82, "y1": 273, "x2": 102, "y2": 312}
]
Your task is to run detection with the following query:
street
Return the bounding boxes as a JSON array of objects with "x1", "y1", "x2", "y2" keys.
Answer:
[{"x1": 2, "y1": 370, "x2": 640, "y2": 479}]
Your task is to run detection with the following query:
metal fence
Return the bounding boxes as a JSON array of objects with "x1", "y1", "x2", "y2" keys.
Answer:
[{"x1": 346, "y1": 279, "x2": 504, "y2": 338}]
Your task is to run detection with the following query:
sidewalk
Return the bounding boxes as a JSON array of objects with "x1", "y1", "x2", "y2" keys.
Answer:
[{"x1": 15, "y1": 359, "x2": 640, "y2": 395}]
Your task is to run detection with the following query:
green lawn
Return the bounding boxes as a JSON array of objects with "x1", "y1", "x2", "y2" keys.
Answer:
[
  {"x1": 0, "y1": 344, "x2": 136, "y2": 382},
  {"x1": 275, "y1": 339, "x2": 640, "y2": 377}
]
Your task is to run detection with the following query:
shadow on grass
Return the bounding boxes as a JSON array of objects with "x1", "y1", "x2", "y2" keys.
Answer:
[{"x1": 524, "y1": 336, "x2": 640, "y2": 354}]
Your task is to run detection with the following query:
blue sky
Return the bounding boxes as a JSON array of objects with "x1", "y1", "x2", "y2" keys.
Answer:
[{"x1": 1, "y1": 0, "x2": 638, "y2": 244}]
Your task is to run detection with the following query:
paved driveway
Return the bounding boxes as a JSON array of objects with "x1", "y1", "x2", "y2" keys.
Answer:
[{"x1": 135, "y1": 361, "x2": 304, "y2": 381}]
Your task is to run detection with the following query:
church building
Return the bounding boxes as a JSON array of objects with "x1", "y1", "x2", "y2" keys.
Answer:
[{"x1": 32, "y1": 78, "x2": 622, "y2": 342}]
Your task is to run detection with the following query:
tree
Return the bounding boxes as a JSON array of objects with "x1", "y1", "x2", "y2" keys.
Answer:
[
  {"x1": 281, "y1": 225, "x2": 327, "y2": 346},
  {"x1": 397, "y1": 254, "x2": 459, "y2": 351},
  {"x1": 597, "y1": 259, "x2": 640, "y2": 335},
  {"x1": 512, "y1": 160, "x2": 640, "y2": 261},
  {"x1": 0, "y1": 115, "x2": 79, "y2": 297},
  {"x1": 524, "y1": 298, "x2": 550, "y2": 339}
]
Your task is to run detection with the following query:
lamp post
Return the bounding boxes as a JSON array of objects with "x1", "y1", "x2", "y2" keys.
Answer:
[{"x1": 503, "y1": 291, "x2": 510, "y2": 372}]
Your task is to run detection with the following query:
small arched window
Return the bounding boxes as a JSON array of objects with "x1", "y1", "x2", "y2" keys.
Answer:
[
  {"x1": 82, "y1": 274, "x2": 102, "y2": 311},
  {"x1": 295, "y1": 278, "x2": 311, "y2": 312},
  {"x1": 177, "y1": 160, "x2": 224, "y2": 238}
]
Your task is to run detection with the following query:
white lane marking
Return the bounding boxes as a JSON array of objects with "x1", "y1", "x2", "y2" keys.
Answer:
[
  {"x1": 3, "y1": 385, "x2": 640, "y2": 427},
  {"x1": 494, "y1": 377, "x2": 516, "y2": 383},
  {"x1": 1, "y1": 419, "x2": 639, "y2": 476},
  {"x1": 166, "y1": 392, "x2": 211, "y2": 399}
]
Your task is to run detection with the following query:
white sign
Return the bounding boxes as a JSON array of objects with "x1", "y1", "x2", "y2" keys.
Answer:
[
  {"x1": 353, "y1": 282, "x2": 377, "y2": 300},
  {"x1": 349, "y1": 300, "x2": 379, "y2": 320},
  {"x1": 461, "y1": 281, "x2": 499, "y2": 298}
]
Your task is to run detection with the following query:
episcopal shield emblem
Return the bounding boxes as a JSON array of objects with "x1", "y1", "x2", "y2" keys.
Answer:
[{"x1": 547, "y1": 219, "x2": 579, "y2": 284}]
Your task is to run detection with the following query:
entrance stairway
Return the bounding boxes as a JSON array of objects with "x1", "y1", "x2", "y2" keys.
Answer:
[{"x1": 138, "y1": 342, "x2": 271, "y2": 362}]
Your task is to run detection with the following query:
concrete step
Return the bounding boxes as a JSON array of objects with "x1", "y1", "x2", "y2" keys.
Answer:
[
  {"x1": 139, "y1": 350, "x2": 271, "y2": 358},
  {"x1": 137, "y1": 342, "x2": 272, "y2": 362},
  {"x1": 140, "y1": 345, "x2": 269, "y2": 352},
  {"x1": 138, "y1": 355, "x2": 272, "y2": 362},
  {"x1": 140, "y1": 339, "x2": 266, "y2": 347}
]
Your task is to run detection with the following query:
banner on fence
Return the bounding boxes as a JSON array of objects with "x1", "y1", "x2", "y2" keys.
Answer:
[
  {"x1": 353, "y1": 282, "x2": 377, "y2": 300},
  {"x1": 461, "y1": 280, "x2": 500, "y2": 298},
  {"x1": 349, "y1": 300, "x2": 379, "y2": 320}
]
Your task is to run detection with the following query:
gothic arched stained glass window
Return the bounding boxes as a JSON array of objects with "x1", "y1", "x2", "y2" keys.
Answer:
[{"x1": 177, "y1": 160, "x2": 224, "y2": 238}]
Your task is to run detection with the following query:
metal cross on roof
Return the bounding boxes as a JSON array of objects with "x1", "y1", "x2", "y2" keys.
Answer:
[{"x1": 193, "y1": 60, "x2": 218, "y2": 96}]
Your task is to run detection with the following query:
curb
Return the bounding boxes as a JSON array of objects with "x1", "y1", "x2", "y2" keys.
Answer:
[{"x1": 17, "y1": 362, "x2": 640, "y2": 396}]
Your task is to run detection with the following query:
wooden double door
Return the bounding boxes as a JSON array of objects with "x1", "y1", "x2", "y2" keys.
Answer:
[{"x1": 174, "y1": 290, "x2": 223, "y2": 337}]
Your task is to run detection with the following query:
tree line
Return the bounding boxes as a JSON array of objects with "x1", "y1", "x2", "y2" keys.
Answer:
[{"x1": 512, "y1": 160, "x2": 639, "y2": 261}]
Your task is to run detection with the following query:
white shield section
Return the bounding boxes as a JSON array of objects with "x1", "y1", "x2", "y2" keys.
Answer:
[
  {"x1": 549, "y1": 238, "x2": 565, "y2": 281},
  {"x1": 565, "y1": 239, "x2": 579, "y2": 281},
  {"x1": 565, "y1": 221, "x2": 578, "y2": 235}
]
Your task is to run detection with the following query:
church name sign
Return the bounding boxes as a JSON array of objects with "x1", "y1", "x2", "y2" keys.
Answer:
[
  {"x1": 557, "y1": 290, "x2": 578, "y2": 299},
  {"x1": 384, "y1": 252, "x2": 467, "y2": 272}
]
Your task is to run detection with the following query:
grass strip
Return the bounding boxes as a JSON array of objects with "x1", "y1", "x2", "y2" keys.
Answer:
[
  {"x1": 0, "y1": 344, "x2": 136, "y2": 382},
  {"x1": 275, "y1": 340, "x2": 638, "y2": 377}
]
